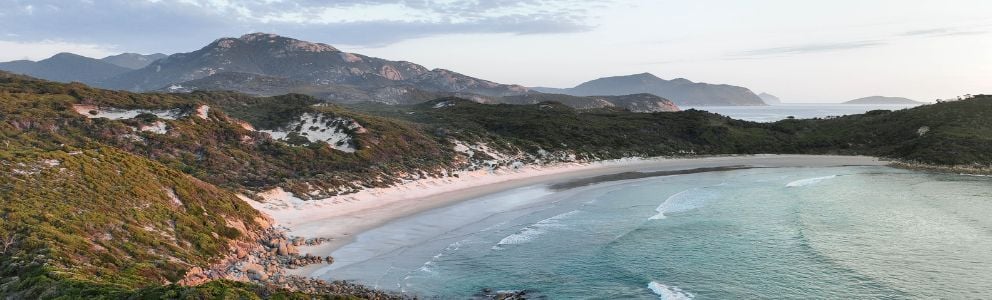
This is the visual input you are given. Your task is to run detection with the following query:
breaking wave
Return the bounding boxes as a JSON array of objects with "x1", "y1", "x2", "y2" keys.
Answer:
[
  {"x1": 492, "y1": 210, "x2": 580, "y2": 249},
  {"x1": 649, "y1": 188, "x2": 719, "y2": 220},
  {"x1": 786, "y1": 175, "x2": 837, "y2": 187},
  {"x1": 648, "y1": 281, "x2": 694, "y2": 300},
  {"x1": 418, "y1": 241, "x2": 462, "y2": 274}
]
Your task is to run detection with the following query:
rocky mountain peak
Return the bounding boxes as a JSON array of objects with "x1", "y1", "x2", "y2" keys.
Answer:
[{"x1": 236, "y1": 32, "x2": 339, "y2": 53}]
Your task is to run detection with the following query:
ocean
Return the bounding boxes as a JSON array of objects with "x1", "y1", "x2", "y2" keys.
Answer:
[
  {"x1": 318, "y1": 166, "x2": 992, "y2": 299},
  {"x1": 683, "y1": 103, "x2": 922, "y2": 122}
]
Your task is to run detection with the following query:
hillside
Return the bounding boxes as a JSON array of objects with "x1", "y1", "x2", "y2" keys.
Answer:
[
  {"x1": 100, "y1": 53, "x2": 168, "y2": 69},
  {"x1": 533, "y1": 73, "x2": 766, "y2": 106},
  {"x1": 159, "y1": 71, "x2": 447, "y2": 105},
  {"x1": 777, "y1": 96, "x2": 992, "y2": 166},
  {"x1": 844, "y1": 96, "x2": 922, "y2": 104},
  {"x1": 0, "y1": 72, "x2": 408, "y2": 298},
  {"x1": 497, "y1": 93, "x2": 680, "y2": 112}
]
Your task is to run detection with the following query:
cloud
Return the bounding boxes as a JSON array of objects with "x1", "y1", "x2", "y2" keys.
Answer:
[
  {"x1": 0, "y1": 40, "x2": 116, "y2": 61},
  {"x1": 900, "y1": 27, "x2": 987, "y2": 38},
  {"x1": 735, "y1": 40, "x2": 885, "y2": 58},
  {"x1": 726, "y1": 22, "x2": 989, "y2": 60},
  {"x1": 0, "y1": 0, "x2": 603, "y2": 53}
]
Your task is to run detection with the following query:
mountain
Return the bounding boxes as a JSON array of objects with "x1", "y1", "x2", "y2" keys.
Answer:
[
  {"x1": 532, "y1": 73, "x2": 766, "y2": 106},
  {"x1": 844, "y1": 96, "x2": 922, "y2": 104},
  {"x1": 101, "y1": 33, "x2": 531, "y2": 99},
  {"x1": 758, "y1": 92, "x2": 781, "y2": 104},
  {"x1": 101, "y1": 52, "x2": 168, "y2": 69},
  {"x1": 0, "y1": 52, "x2": 131, "y2": 85}
]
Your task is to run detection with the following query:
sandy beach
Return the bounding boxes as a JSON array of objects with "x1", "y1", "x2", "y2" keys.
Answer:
[{"x1": 242, "y1": 154, "x2": 886, "y2": 276}]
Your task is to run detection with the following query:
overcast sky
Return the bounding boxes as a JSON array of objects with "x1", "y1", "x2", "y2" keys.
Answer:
[{"x1": 1, "y1": 0, "x2": 990, "y2": 102}]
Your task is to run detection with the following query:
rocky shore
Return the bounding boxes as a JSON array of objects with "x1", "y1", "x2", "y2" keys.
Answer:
[
  {"x1": 890, "y1": 161, "x2": 992, "y2": 176},
  {"x1": 181, "y1": 225, "x2": 401, "y2": 299},
  {"x1": 472, "y1": 288, "x2": 541, "y2": 299}
]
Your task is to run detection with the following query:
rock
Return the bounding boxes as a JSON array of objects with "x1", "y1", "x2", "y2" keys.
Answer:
[
  {"x1": 243, "y1": 263, "x2": 268, "y2": 281},
  {"x1": 235, "y1": 247, "x2": 248, "y2": 259}
]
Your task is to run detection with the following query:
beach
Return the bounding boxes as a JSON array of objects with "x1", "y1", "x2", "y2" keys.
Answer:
[{"x1": 240, "y1": 154, "x2": 887, "y2": 277}]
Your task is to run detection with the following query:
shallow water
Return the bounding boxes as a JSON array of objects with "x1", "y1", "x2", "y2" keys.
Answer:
[
  {"x1": 320, "y1": 166, "x2": 992, "y2": 299},
  {"x1": 685, "y1": 104, "x2": 921, "y2": 122}
]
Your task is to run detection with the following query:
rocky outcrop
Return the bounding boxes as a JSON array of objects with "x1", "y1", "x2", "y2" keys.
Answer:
[
  {"x1": 473, "y1": 288, "x2": 539, "y2": 299},
  {"x1": 177, "y1": 227, "x2": 374, "y2": 297}
]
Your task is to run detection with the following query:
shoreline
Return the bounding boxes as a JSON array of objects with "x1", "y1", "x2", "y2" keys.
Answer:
[{"x1": 242, "y1": 154, "x2": 887, "y2": 277}]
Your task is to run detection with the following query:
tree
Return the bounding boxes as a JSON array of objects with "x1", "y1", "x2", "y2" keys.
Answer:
[{"x1": 1, "y1": 233, "x2": 15, "y2": 254}]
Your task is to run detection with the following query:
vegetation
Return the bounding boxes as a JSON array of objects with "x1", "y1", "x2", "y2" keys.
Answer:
[
  {"x1": 775, "y1": 95, "x2": 992, "y2": 165},
  {"x1": 349, "y1": 96, "x2": 992, "y2": 167},
  {"x1": 349, "y1": 98, "x2": 794, "y2": 158}
]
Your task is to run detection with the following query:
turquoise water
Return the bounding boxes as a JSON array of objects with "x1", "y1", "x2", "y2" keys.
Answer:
[
  {"x1": 321, "y1": 167, "x2": 992, "y2": 299},
  {"x1": 684, "y1": 104, "x2": 921, "y2": 122}
]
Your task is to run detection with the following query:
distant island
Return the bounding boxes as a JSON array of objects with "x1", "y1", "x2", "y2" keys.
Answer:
[
  {"x1": 532, "y1": 73, "x2": 767, "y2": 106},
  {"x1": 844, "y1": 96, "x2": 922, "y2": 104}
]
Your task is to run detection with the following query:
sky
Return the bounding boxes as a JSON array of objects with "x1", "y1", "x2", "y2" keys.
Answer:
[{"x1": 1, "y1": 0, "x2": 990, "y2": 102}]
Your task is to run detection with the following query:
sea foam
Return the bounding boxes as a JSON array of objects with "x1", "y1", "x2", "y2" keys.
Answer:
[
  {"x1": 649, "y1": 188, "x2": 718, "y2": 220},
  {"x1": 648, "y1": 282, "x2": 694, "y2": 300},
  {"x1": 493, "y1": 210, "x2": 579, "y2": 249},
  {"x1": 785, "y1": 175, "x2": 837, "y2": 187}
]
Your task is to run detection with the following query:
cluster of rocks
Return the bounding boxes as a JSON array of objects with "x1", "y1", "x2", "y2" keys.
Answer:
[
  {"x1": 181, "y1": 228, "x2": 329, "y2": 284},
  {"x1": 264, "y1": 276, "x2": 400, "y2": 299},
  {"x1": 180, "y1": 227, "x2": 403, "y2": 298},
  {"x1": 472, "y1": 288, "x2": 540, "y2": 300}
]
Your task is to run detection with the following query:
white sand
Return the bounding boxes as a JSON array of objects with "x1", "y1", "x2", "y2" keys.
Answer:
[{"x1": 240, "y1": 154, "x2": 886, "y2": 276}]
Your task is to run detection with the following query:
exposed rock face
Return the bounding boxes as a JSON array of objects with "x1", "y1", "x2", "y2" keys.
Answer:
[{"x1": 533, "y1": 72, "x2": 766, "y2": 106}]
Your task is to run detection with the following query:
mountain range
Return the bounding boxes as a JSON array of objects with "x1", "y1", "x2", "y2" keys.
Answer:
[
  {"x1": 0, "y1": 52, "x2": 167, "y2": 86},
  {"x1": 533, "y1": 73, "x2": 767, "y2": 106},
  {"x1": 0, "y1": 33, "x2": 770, "y2": 109}
]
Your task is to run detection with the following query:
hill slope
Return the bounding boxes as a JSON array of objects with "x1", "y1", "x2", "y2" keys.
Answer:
[
  {"x1": 779, "y1": 97, "x2": 992, "y2": 165},
  {"x1": 101, "y1": 53, "x2": 168, "y2": 69}
]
